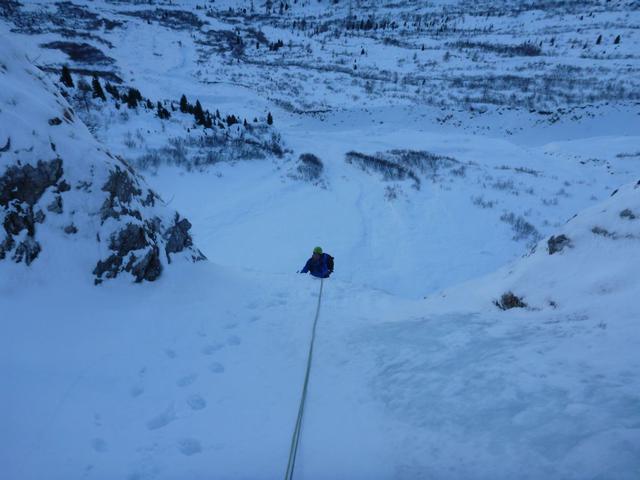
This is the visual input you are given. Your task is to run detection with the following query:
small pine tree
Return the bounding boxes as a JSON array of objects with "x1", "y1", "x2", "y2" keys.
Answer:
[
  {"x1": 596, "y1": 34, "x2": 602, "y2": 45},
  {"x1": 125, "y1": 88, "x2": 141, "y2": 109},
  {"x1": 193, "y1": 100, "x2": 205, "y2": 125},
  {"x1": 157, "y1": 101, "x2": 171, "y2": 119},
  {"x1": 146, "y1": 99, "x2": 153, "y2": 109},
  {"x1": 243, "y1": 118, "x2": 248, "y2": 127},
  {"x1": 267, "y1": 112, "x2": 273, "y2": 125},
  {"x1": 614, "y1": 35, "x2": 621, "y2": 44},
  {"x1": 105, "y1": 82, "x2": 120, "y2": 100},
  {"x1": 60, "y1": 65, "x2": 74, "y2": 88},
  {"x1": 91, "y1": 75, "x2": 106, "y2": 100},
  {"x1": 180, "y1": 94, "x2": 189, "y2": 113},
  {"x1": 203, "y1": 113, "x2": 213, "y2": 129}
]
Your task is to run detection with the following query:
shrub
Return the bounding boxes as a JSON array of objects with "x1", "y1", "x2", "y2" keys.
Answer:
[
  {"x1": 60, "y1": 65, "x2": 74, "y2": 88},
  {"x1": 296, "y1": 153, "x2": 323, "y2": 181},
  {"x1": 494, "y1": 292, "x2": 527, "y2": 310},
  {"x1": 547, "y1": 234, "x2": 571, "y2": 254}
]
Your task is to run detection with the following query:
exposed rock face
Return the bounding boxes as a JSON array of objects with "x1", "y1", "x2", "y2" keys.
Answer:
[
  {"x1": 0, "y1": 159, "x2": 64, "y2": 264},
  {"x1": 0, "y1": 158, "x2": 63, "y2": 206},
  {"x1": 164, "y1": 215, "x2": 194, "y2": 258}
]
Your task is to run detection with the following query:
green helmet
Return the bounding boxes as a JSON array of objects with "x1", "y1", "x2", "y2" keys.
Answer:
[{"x1": 313, "y1": 246, "x2": 323, "y2": 254}]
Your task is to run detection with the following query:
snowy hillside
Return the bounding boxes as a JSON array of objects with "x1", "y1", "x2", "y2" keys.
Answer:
[
  {"x1": 0, "y1": 37, "x2": 204, "y2": 283},
  {"x1": 1, "y1": 1, "x2": 640, "y2": 479}
]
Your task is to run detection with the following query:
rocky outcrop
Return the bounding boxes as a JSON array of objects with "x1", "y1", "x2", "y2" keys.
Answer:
[
  {"x1": 0, "y1": 159, "x2": 64, "y2": 264},
  {"x1": 91, "y1": 164, "x2": 205, "y2": 284}
]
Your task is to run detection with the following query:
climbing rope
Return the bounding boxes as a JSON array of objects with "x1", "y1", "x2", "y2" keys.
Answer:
[{"x1": 284, "y1": 278, "x2": 324, "y2": 480}]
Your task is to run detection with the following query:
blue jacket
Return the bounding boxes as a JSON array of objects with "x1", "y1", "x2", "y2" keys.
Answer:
[{"x1": 300, "y1": 253, "x2": 333, "y2": 278}]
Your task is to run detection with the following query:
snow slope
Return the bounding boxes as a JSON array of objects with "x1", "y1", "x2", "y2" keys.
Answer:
[
  {"x1": 2, "y1": 180, "x2": 639, "y2": 479},
  {"x1": 1, "y1": 2, "x2": 640, "y2": 479}
]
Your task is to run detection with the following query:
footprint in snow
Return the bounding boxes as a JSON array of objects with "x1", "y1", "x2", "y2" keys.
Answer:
[
  {"x1": 91, "y1": 438, "x2": 108, "y2": 453},
  {"x1": 178, "y1": 438, "x2": 202, "y2": 456},
  {"x1": 201, "y1": 343, "x2": 224, "y2": 355},
  {"x1": 249, "y1": 315, "x2": 260, "y2": 323},
  {"x1": 146, "y1": 404, "x2": 177, "y2": 431},
  {"x1": 209, "y1": 362, "x2": 225, "y2": 374},
  {"x1": 130, "y1": 385, "x2": 144, "y2": 398},
  {"x1": 187, "y1": 394, "x2": 207, "y2": 411},
  {"x1": 226, "y1": 335, "x2": 241, "y2": 346},
  {"x1": 164, "y1": 349, "x2": 177, "y2": 359},
  {"x1": 176, "y1": 374, "x2": 197, "y2": 387}
]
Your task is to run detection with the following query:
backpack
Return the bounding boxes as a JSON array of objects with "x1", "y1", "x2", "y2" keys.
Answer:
[{"x1": 326, "y1": 254, "x2": 334, "y2": 273}]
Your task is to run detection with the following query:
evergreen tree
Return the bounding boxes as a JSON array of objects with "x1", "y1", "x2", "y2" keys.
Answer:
[
  {"x1": 614, "y1": 35, "x2": 621, "y2": 44},
  {"x1": 105, "y1": 82, "x2": 120, "y2": 100},
  {"x1": 193, "y1": 100, "x2": 205, "y2": 125},
  {"x1": 125, "y1": 88, "x2": 141, "y2": 109},
  {"x1": 157, "y1": 101, "x2": 171, "y2": 120},
  {"x1": 60, "y1": 65, "x2": 74, "y2": 88},
  {"x1": 267, "y1": 112, "x2": 273, "y2": 125},
  {"x1": 146, "y1": 99, "x2": 153, "y2": 109},
  {"x1": 203, "y1": 112, "x2": 213, "y2": 129},
  {"x1": 180, "y1": 94, "x2": 189, "y2": 113},
  {"x1": 596, "y1": 34, "x2": 602, "y2": 45},
  {"x1": 91, "y1": 75, "x2": 106, "y2": 100}
]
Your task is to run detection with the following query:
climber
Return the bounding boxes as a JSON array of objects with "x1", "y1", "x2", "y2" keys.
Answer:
[{"x1": 299, "y1": 246, "x2": 334, "y2": 278}]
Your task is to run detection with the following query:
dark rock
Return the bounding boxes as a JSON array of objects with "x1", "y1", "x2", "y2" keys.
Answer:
[
  {"x1": 0, "y1": 158, "x2": 63, "y2": 206},
  {"x1": 592, "y1": 226, "x2": 614, "y2": 238},
  {"x1": 548, "y1": 234, "x2": 572, "y2": 254},
  {"x1": 12, "y1": 237, "x2": 41, "y2": 265},
  {"x1": 620, "y1": 209, "x2": 636, "y2": 220},
  {"x1": 57, "y1": 180, "x2": 71, "y2": 193},
  {"x1": 34, "y1": 210, "x2": 45, "y2": 224},
  {"x1": 93, "y1": 253, "x2": 122, "y2": 281},
  {"x1": 164, "y1": 214, "x2": 193, "y2": 257},
  {"x1": 130, "y1": 245, "x2": 162, "y2": 282},
  {"x1": 100, "y1": 166, "x2": 142, "y2": 221},
  {"x1": 494, "y1": 292, "x2": 527, "y2": 310},
  {"x1": 47, "y1": 195, "x2": 63, "y2": 214},
  {"x1": 109, "y1": 223, "x2": 148, "y2": 255},
  {"x1": 48, "y1": 117, "x2": 63, "y2": 126},
  {"x1": 0, "y1": 235, "x2": 15, "y2": 260},
  {"x1": 64, "y1": 224, "x2": 78, "y2": 234},
  {"x1": 4, "y1": 204, "x2": 35, "y2": 236}
]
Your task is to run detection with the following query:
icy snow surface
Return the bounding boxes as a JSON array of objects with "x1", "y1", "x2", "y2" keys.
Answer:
[{"x1": 1, "y1": 2, "x2": 640, "y2": 479}]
